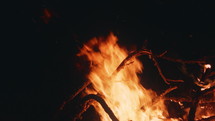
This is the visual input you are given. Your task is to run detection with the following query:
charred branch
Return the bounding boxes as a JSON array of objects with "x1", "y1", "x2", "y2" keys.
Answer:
[
  {"x1": 160, "y1": 86, "x2": 178, "y2": 97},
  {"x1": 160, "y1": 56, "x2": 206, "y2": 64},
  {"x1": 150, "y1": 54, "x2": 170, "y2": 85},
  {"x1": 164, "y1": 97, "x2": 192, "y2": 103},
  {"x1": 196, "y1": 115, "x2": 215, "y2": 121},
  {"x1": 74, "y1": 94, "x2": 119, "y2": 121},
  {"x1": 188, "y1": 82, "x2": 215, "y2": 121},
  {"x1": 112, "y1": 50, "x2": 152, "y2": 76},
  {"x1": 112, "y1": 50, "x2": 184, "y2": 85},
  {"x1": 153, "y1": 86, "x2": 178, "y2": 104},
  {"x1": 60, "y1": 81, "x2": 91, "y2": 110},
  {"x1": 188, "y1": 96, "x2": 200, "y2": 121},
  {"x1": 200, "y1": 86, "x2": 215, "y2": 97}
]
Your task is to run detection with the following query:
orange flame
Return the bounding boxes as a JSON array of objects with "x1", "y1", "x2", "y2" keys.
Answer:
[{"x1": 78, "y1": 33, "x2": 177, "y2": 121}]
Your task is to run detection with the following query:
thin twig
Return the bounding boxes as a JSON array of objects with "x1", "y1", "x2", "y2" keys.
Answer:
[
  {"x1": 164, "y1": 97, "x2": 192, "y2": 103},
  {"x1": 160, "y1": 56, "x2": 206, "y2": 64},
  {"x1": 200, "y1": 86, "x2": 215, "y2": 97},
  {"x1": 152, "y1": 86, "x2": 178, "y2": 104},
  {"x1": 160, "y1": 86, "x2": 178, "y2": 97},
  {"x1": 151, "y1": 54, "x2": 170, "y2": 84},
  {"x1": 166, "y1": 79, "x2": 184, "y2": 82}
]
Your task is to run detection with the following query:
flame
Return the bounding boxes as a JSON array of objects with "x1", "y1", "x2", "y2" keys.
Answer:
[
  {"x1": 204, "y1": 64, "x2": 211, "y2": 69},
  {"x1": 77, "y1": 33, "x2": 176, "y2": 121}
]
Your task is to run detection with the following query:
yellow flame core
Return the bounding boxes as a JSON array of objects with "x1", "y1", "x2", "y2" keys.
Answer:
[{"x1": 78, "y1": 33, "x2": 172, "y2": 121}]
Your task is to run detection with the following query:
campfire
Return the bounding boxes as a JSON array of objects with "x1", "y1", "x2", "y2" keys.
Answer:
[{"x1": 61, "y1": 33, "x2": 215, "y2": 121}]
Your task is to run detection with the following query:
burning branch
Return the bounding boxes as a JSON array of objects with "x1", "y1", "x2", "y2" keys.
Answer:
[
  {"x1": 188, "y1": 68, "x2": 214, "y2": 121},
  {"x1": 112, "y1": 49, "x2": 183, "y2": 85},
  {"x1": 60, "y1": 80, "x2": 91, "y2": 110},
  {"x1": 152, "y1": 86, "x2": 178, "y2": 104},
  {"x1": 162, "y1": 86, "x2": 215, "y2": 103},
  {"x1": 196, "y1": 116, "x2": 215, "y2": 121},
  {"x1": 159, "y1": 86, "x2": 178, "y2": 98},
  {"x1": 112, "y1": 50, "x2": 152, "y2": 76},
  {"x1": 164, "y1": 97, "x2": 192, "y2": 103},
  {"x1": 74, "y1": 94, "x2": 119, "y2": 121}
]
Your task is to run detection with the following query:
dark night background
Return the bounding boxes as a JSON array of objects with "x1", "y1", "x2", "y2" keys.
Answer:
[{"x1": 2, "y1": 0, "x2": 215, "y2": 121}]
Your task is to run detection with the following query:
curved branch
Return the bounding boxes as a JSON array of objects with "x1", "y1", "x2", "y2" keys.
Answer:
[
  {"x1": 152, "y1": 86, "x2": 178, "y2": 104},
  {"x1": 112, "y1": 50, "x2": 152, "y2": 76},
  {"x1": 75, "y1": 94, "x2": 119, "y2": 121},
  {"x1": 60, "y1": 80, "x2": 91, "y2": 110},
  {"x1": 112, "y1": 50, "x2": 172, "y2": 85},
  {"x1": 151, "y1": 55, "x2": 170, "y2": 84}
]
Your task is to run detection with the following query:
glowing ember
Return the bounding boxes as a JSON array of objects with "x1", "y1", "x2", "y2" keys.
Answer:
[
  {"x1": 41, "y1": 8, "x2": 53, "y2": 24},
  {"x1": 77, "y1": 33, "x2": 177, "y2": 121},
  {"x1": 204, "y1": 64, "x2": 211, "y2": 69}
]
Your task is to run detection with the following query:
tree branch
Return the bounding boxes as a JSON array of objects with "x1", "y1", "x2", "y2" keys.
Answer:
[
  {"x1": 160, "y1": 56, "x2": 206, "y2": 64},
  {"x1": 74, "y1": 94, "x2": 119, "y2": 121}
]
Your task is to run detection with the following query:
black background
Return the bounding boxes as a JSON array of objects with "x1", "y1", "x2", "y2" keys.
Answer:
[{"x1": 2, "y1": 0, "x2": 215, "y2": 121}]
